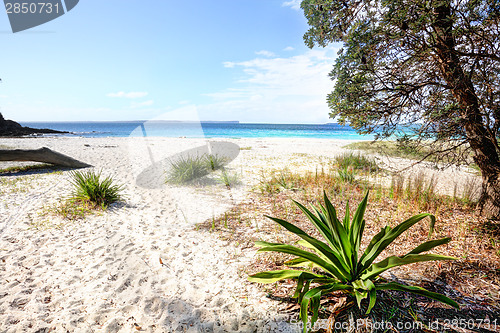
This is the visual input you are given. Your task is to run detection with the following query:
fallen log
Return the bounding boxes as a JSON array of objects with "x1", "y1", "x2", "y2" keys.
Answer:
[{"x1": 0, "y1": 147, "x2": 91, "y2": 168}]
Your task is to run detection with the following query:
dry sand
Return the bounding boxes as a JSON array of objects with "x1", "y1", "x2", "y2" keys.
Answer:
[{"x1": 0, "y1": 136, "x2": 478, "y2": 332}]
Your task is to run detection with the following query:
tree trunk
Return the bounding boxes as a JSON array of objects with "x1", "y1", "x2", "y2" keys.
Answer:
[
  {"x1": 432, "y1": 2, "x2": 500, "y2": 219},
  {"x1": 0, "y1": 147, "x2": 91, "y2": 168},
  {"x1": 479, "y1": 176, "x2": 500, "y2": 219}
]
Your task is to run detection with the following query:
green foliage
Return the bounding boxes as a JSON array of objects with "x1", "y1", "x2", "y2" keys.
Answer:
[
  {"x1": 0, "y1": 163, "x2": 56, "y2": 174},
  {"x1": 206, "y1": 154, "x2": 227, "y2": 171},
  {"x1": 335, "y1": 152, "x2": 379, "y2": 172},
  {"x1": 301, "y1": 0, "x2": 500, "y2": 141},
  {"x1": 69, "y1": 170, "x2": 124, "y2": 208},
  {"x1": 257, "y1": 169, "x2": 299, "y2": 194},
  {"x1": 166, "y1": 154, "x2": 228, "y2": 184},
  {"x1": 248, "y1": 192, "x2": 458, "y2": 332},
  {"x1": 217, "y1": 169, "x2": 241, "y2": 188},
  {"x1": 301, "y1": 0, "x2": 500, "y2": 218},
  {"x1": 346, "y1": 141, "x2": 440, "y2": 162},
  {"x1": 53, "y1": 198, "x2": 96, "y2": 221},
  {"x1": 167, "y1": 155, "x2": 210, "y2": 184},
  {"x1": 337, "y1": 167, "x2": 356, "y2": 183}
]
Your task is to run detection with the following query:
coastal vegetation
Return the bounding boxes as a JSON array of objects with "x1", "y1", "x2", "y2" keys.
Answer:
[
  {"x1": 68, "y1": 169, "x2": 124, "y2": 208},
  {"x1": 0, "y1": 163, "x2": 59, "y2": 174},
  {"x1": 217, "y1": 168, "x2": 241, "y2": 188},
  {"x1": 301, "y1": 0, "x2": 500, "y2": 219},
  {"x1": 248, "y1": 192, "x2": 458, "y2": 332},
  {"x1": 199, "y1": 154, "x2": 499, "y2": 331},
  {"x1": 166, "y1": 154, "x2": 228, "y2": 184},
  {"x1": 35, "y1": 170, "x2": 126, "y2": 224}
]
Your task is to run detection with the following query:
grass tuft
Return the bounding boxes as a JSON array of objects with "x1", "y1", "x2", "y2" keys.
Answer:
[
  {"x1": 166, "y1": 154, "x2": 228, "y2": 184},
  {"x1": 334, "y1": 151, "x2": 379, "y2": 172},
  {"x1": 337, "y1": 166, "x2": 356, "y2": 183},
  {"x1": 69, "y1": 169, "x2": 124, "y2": 208},
  {"x1": 166, "y1": 155, "x2": 210, "y2": 184},
  {"x1": 53, "y1": 198, "x2": 97, "y2": 221},
  {"x1": 206, "y1": 154, "x2": 227, "y2": 171},
  {"x1": 217, "y1": 169, "x2": 241, "y2": 188},
  {"x1": 0, "y1": 163, "x2": 58, "y2": 174}
]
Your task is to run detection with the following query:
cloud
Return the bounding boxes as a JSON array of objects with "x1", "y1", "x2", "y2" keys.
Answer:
[
  {"x1": 283, "y1": 46, "x2": 295, "y2": 51},
  {"x1": 131, "y1": 100, "x2": 154, "y2": 108},
  {"x1": 200, "y1": 47, "x2": 340, "y2": 123},
  {"x1": 223, "y1": 62, "x2": 236, "y2": 68},
  {"x1": 282, "y1": 0, "x2": 301, "y2": 11},
  {"x1": 255, "y1": 50, "x2": 276, "y2": 57},
  {"x1": 107, "y1": 91, "x2": 148, "y2": 98}
]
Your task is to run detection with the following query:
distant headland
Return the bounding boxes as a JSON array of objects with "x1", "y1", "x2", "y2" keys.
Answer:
[{"x1": 0, "y1": 113, "x2": 68, "y2": 137}]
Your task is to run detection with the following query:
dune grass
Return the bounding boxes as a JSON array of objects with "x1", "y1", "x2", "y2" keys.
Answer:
[
  {"x1": 166, "y1": 155, "x2": 210, "y2": 184},
  {"x1": 0, "y1": 163, "x2": 58, "y2": 174},
  {"x1": 198, "y1": 158, "x2": 499, "y2": 330},
  {"x1": 38, "y1": 170, "x2": 125, "y2": 223},
  {"x1": 217, "y1": 169, "x2": 241, "y2": 188},
  {"x1": 345, "y1": 140, "x2": 436, "y2": 161},
  {"x1": 69, "y1": 170, "x2": 124, "y2": 208},
  {"x1": 166, "y1": 154, "x2": 228, "y2": 184},
  {"x1": 334, "y1": 151, "x2": 379, "y2": 173}
]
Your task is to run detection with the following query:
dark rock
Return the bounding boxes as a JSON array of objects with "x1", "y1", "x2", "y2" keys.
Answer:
[{"x1": 0, "y1": 112, "x2": 68, "y2": 137}]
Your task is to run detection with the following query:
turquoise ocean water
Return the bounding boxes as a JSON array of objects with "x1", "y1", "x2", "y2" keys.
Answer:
[{"x1": 20, "y1": 121, "x2": 373, "y2": 140}]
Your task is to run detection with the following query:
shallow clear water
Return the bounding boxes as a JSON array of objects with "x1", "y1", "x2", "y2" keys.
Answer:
[{"x1": 20, "y1": 121, "x2": 374, "y2": 140}]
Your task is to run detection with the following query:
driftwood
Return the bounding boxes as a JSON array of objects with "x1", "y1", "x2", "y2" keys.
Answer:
[{"x1": 0, "y1": 147, "x2": 91, "y2": 168}]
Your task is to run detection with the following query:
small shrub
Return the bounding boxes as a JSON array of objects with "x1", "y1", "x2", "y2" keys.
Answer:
[
  {"x1": 69, "y1": 170, "x2": 124, "y2": 207},
  {"x1": 248, "y1": 192, "x2": 458, "y2": 332}
]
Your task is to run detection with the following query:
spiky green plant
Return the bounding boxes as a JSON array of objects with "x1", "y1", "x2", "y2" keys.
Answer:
[
  {"x1": 248, "y1": 192, "x2": 458, "y2": 332},
  {"x1": 69, "y1": 170, "x2": 124, "y2": 207}
]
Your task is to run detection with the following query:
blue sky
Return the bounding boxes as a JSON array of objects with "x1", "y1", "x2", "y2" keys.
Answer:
[{"x1": 0, "y1": 0, "x2": 340, "y2": 123}]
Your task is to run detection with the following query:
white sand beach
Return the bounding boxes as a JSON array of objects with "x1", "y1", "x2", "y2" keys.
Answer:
[{"x1": 0, "y1": 137, "x2": 478, "y2": 332}]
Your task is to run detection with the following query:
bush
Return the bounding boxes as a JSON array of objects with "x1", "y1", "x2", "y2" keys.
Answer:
[
  {"x1": 69, "y1": 170, "x2": 124, "y2": 207},
  {"x1": 248, "y1": 192, "x2": 458, "y2": 332}
]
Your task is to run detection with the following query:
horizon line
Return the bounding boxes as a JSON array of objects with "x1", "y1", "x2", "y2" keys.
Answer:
[{"x1": 18, "y1": 120, "x2": 344, "y2": 125}]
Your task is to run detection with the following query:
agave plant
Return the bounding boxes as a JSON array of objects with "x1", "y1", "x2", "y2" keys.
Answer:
[{"x1": 248, "y1": 192, "x2": 458, "y2": 332}]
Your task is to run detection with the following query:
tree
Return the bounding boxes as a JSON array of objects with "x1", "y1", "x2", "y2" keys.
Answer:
[{"x1": 301, "y1": 0, "x2": 500, "y2": 219}]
